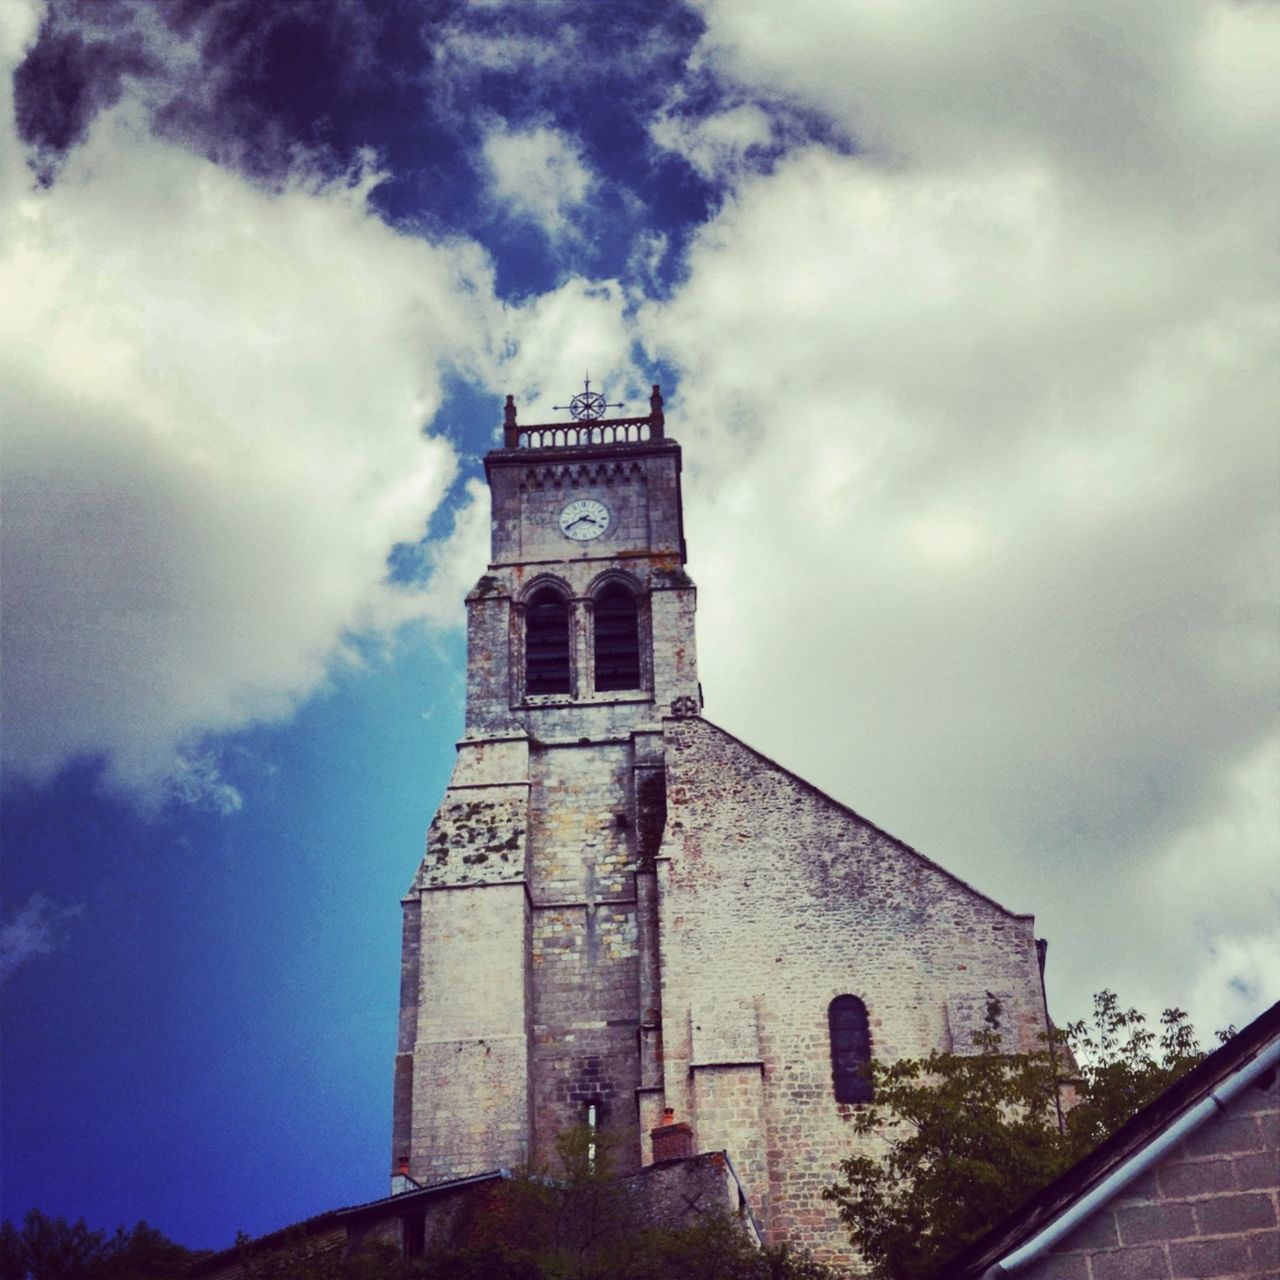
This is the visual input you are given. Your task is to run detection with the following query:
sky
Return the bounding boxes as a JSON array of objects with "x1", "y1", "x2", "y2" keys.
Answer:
[{"x1": 1, "y1": 0, "x2": 1277, "y2": 1254}]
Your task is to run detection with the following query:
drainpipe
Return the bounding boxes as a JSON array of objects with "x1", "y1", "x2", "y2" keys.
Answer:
[{"x1": 981, "y1": 1036, "x2": 1280, "y2": 1279}]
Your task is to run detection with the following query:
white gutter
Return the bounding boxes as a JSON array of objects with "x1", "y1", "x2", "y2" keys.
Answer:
[{"x1": 981, "y1": 1036, "x2": 1280, "y2": 1279}]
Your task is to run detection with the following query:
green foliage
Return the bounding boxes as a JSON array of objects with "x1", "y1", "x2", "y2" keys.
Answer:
[
  {"x1": 433, "y1": 1126, "x2": 838, "y2": 1280},
  {"x1": 0, "y1": 1210, "x2": 203, "y2": 1280},
  {"x1": 234, "y1": 1228, "x2": 407, "y2": 1280},
  {"x1": 822, "y1": 992, "x2": 1211, "y2": 1280},
  {"x1": 1060, "y1": 991, "x2": 1203, "y2": 1154}
]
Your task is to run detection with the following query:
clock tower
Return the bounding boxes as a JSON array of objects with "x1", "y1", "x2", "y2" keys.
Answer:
[
  {"x1": 391, "y1": 383, "x2": 1052, "y2": 1263},
  {"x1": 393, "y1": 384, "x2": 699, "y2": 1184}
]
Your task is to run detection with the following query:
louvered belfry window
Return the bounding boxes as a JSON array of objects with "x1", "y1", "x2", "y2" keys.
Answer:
[
  {"x1": 829, "y1": 995, "x2": 873, "y2": 1103},
  {"x1": 593, "y1": 584, "x2": 641, "y2": 691},
  {"x1": 526, "y1": 588, "x2": 571, "y2": 694}
]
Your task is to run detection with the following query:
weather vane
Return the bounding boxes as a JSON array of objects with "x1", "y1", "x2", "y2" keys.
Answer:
[{"x1": 554, "y1": 374, "x2": 624, "y2": 422}]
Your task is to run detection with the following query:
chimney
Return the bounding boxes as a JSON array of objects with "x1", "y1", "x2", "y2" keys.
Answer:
[
  {"x1": 391, "y1": 1155, "x2": 420, "y2": 1197},
  {"x1": 650, "y1": 1107, "x2": 694, "y2": 1163}
]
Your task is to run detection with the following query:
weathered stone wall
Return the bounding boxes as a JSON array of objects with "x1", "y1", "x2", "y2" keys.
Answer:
[
  {"x1": 471, "y1": 440, "x2": 698, "y2": 730},
  {"x1": 690, "y1": 1064, "x2": 771, "y2": 1224},
  {"x1": 655, "y1": 715, "x2": 1049, "y2": 1261},
  {"x1": 623, "y1": 1151, "x2": 752, "y2": 1236},
  {"x1": 397, "y1": 424, "x2": 1053, "y2": 1268},
  {"x1": 409, "y1": 881, "x2": 532, "y2": 1182},
  {"x1": 399, "y1": 436, "x2": 698, "y2": 1188},
  {"x1": 487, "y1": 443, "x2": 684, "y2": 569},
  {"x1": 1019, "y1": 1068, "x2": 1279, "y2": 1280},
  {"x1": 527, "y1": 738, "x2": 644, "y2": 1172}
]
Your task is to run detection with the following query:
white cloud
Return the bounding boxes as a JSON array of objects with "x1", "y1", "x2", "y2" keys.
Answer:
[
  {"x1": 649, "y1": 100, "x2": 775, "y2": 183},
  {"x1": 690, "y1": 0, "x2": 1280, "y2": 203},
  {"x1": 500, "y1": 276, "x2": 641, "y2": 421},
  {"x1": 480, "y1": 123, "x2": 595, "y2": 242},
  {"x1": 1138, "y1": 736, "x2": 1280, "y2": 1035},
  {"x1": 0, "y1": 892, "x2": 84, "y2": 983},
  {"x1": 401, "y1": 478, "x2": 492, "y2": 631},
  {"x1": 165, "y1": 751, "x2": 245, "y2": 815},
  {"x1": 640, "y1": 0, "x2": 1280, "y2": 1031},
  {"x1": 0, "y1": 67, "x2": 503, "y2": 798}
]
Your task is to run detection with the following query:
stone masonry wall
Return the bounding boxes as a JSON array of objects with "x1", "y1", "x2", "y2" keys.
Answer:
[
  {"x1": 401, "y1": 435, "x2": 699, "y2": 1188},
  {"x1": 1020, "y1": 1066, "x2": 1279, "y2": 1280},
  {"x1": 474, "y1": 440, "x2": 698, "y2": 730},
  {"x1": 655, "y1": 715, "x2": 1048, "y2": 1263},
  {"x1": 487, "y1": 443, "x2": 684, "y2": 569},
  {"x1": 410, "y1": 882, "x2": 532, "y2": 1182},
  {"x1": 527, "y1": 738, "x2": 644, "y2": 1173}
]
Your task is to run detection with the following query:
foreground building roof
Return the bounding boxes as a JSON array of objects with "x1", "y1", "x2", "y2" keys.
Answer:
[{"x1": 939, "y1": 1000, "x2": 1280, "y2": 1280}]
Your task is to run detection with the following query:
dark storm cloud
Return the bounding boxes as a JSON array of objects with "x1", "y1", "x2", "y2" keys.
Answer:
[
  {"x1": 10, "y1": 0, "x2": 844, "y2": 295},
  {"x1": 13, "y1": 3, "x2": 155, "y2": 172},
  {"x1": 12, "y1": 0, "x2": 401, "y2": 183}
]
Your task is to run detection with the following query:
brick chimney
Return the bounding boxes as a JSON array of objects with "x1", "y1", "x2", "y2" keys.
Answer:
[
  {"x1": 650, "y1": 1107, "x2": 694, "y2": 1163},
  {"x1": 391, "y1": 1155, "x2": 420, "y2": 1196}
]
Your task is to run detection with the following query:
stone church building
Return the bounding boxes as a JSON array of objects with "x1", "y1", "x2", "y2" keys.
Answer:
[{"x1": 391, "y1": 387, "x2": 1053, "y2": 1260}]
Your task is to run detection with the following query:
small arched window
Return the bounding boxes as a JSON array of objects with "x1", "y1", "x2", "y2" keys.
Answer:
[
  {"x1": 593, "y1": 584, "x2": 640, "y2": 692},
  {"x1": 829, "y1": 996, "x2": 873, "y2": 1103},
  {"x1": 526, "y1": 588, "x2": 571, "y2": 694}
]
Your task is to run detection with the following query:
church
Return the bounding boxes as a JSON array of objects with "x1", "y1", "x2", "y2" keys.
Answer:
[{"x1": 391, "y1": 386, "x2": 1053, "y2": 1261}]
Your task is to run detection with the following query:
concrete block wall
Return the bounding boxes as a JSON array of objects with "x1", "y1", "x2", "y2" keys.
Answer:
[
  {"x1": 1022, "y1": 1068, "x2": 1279, "y2": 1280},
  {"x1": 655, "y1": 715, "x2": 1049, "y2": 1261}
]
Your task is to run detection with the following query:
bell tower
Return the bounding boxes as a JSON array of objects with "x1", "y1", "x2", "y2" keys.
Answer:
[{"x1": 393, "y1": 384, "x2": 699, "y2": 1186}]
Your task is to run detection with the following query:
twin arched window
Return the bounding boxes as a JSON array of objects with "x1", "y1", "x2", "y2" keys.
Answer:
[
  {"x1": 829, "y1": 995, "x2": 873, "y2": 1103},
  {"x1": 526, "y1": 589, "x2": 572, "y2": 694},
  {"x1": 593, "y1": 584, "x2": 640, "y2": 691},
  {"x1": 524, "y1": 582, "x2": 641, "y2": 697}
]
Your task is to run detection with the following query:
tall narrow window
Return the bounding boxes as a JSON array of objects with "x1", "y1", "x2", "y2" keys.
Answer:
[
  {"x1": 593, "y1": 584, "x2": 640, "y2": 691},
  {"x1": 526, "y1": 588, "x2": 571, "y2": 694},
  {"x1": 829, "y1": 995, "x2": 873, "y2": 1103},
  {"x1": 585, "y1": 1099, "x2": 599, "y2": 1171}
]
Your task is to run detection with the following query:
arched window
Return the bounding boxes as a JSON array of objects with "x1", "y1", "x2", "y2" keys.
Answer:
[
  {"x1": 593, "y1": 584, "x2": 640, "y2": 691},
  {"x1": 526, "y1": 588, "x2": 571, "y2": 694},
  {"x1": 829, "y1": 996, "x2": 873, "y2": 1103}
]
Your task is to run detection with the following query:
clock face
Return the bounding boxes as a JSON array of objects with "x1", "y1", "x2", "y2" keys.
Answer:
[{"x1": 558, "y1": 498, "x2": 610, "y2": 541}]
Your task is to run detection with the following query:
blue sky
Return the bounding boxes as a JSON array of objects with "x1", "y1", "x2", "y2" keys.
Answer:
[{"x1": 2, "y1": 0, "x2": 1278, "y2": 1254}]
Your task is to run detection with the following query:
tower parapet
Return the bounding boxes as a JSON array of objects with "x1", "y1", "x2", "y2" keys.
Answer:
[{"x1": 501, "y1": 384, "x2": 666, "y2": 449}]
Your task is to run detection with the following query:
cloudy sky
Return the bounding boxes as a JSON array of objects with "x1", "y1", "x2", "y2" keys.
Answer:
[{"x1": 2, "y1": 0, "x2": 1277, "y2": 1252}]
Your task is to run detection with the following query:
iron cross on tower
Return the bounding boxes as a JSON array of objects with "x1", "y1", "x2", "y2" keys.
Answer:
[{"x1": 553, "y1": 374, "x2": 625, "y2": 422}]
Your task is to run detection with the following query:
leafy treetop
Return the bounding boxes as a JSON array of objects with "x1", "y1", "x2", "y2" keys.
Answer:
[{"x1": 822, "y1": 990, "x2": 1214, "y2": 1280}]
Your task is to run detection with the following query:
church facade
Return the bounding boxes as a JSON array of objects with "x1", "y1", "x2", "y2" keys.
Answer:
[{"x1": 392, "y1": 389, "x2": 1053, "y2": 1259}]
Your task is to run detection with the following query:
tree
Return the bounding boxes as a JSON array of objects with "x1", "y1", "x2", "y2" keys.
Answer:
[
  {"x1": 431, "y1": 1125, "x2": 839, "y2": 1280},
  {"x1": 1060, "y1": 990, "x2": 1208, "y2": 1153},
  {"x1": 0, "y1": 1210, "x2": 203, "y2": 1280},
  {"x1": 822, "y1": 991, "x2": 1209, "y2": 1280},
  {"x1": 222, "y1": 1126, "x2": 841, "y2": 1280}
]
